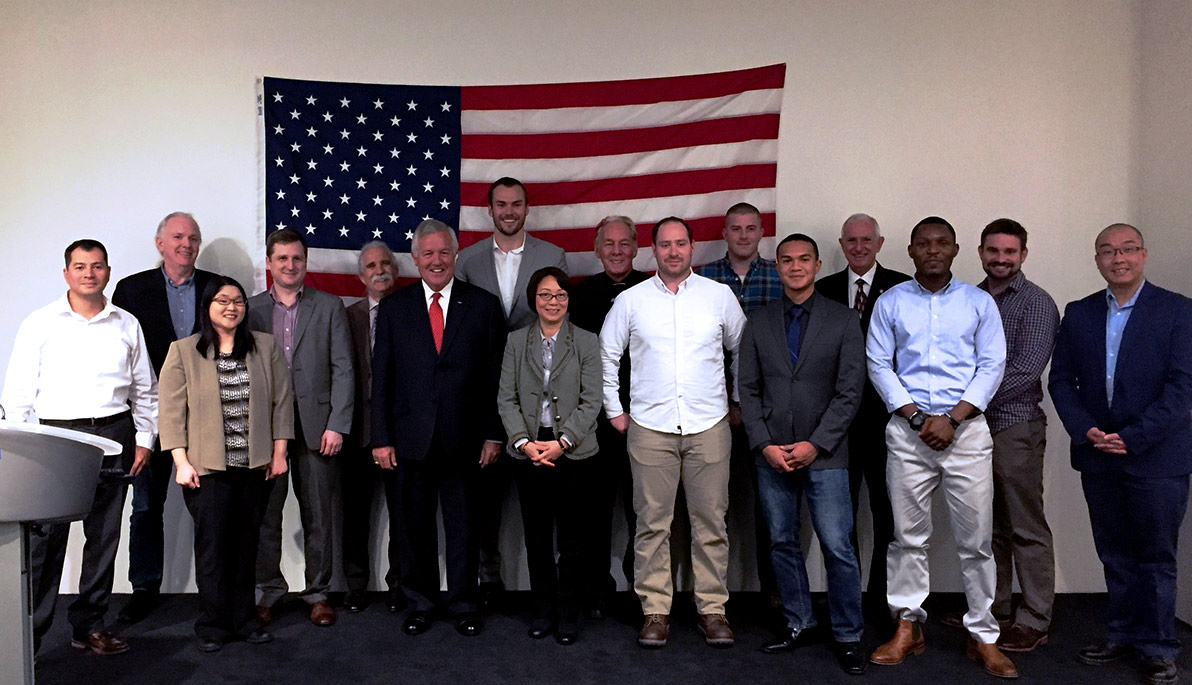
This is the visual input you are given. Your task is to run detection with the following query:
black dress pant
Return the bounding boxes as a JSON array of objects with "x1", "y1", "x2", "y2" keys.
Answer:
[
  {"x1": 342, "y1": 446, "x2": 391, "y2": 593},
  {"x1": 514, "y1": 441, "x2": 600, "y2": 621},
  {"x1": 183, "y1": 466, "x2": 271, "y2": 641},
  {"x1": 397, "y1": 435, "x2": 478, "y2": 616},
  {"x1": 847, "y1": 417, "x2": 894, "y2": 601},
  {"x1": 592, "y1": 414, "x2": 636, "y2": 595}
]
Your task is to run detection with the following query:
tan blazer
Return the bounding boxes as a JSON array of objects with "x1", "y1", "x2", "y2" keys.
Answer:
[{"x1": 159, "y1": 332, "x2": 295, "y2": 476}]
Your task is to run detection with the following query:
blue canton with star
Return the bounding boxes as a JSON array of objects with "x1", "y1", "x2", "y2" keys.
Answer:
[{"x1": 262, "y1": 76, "x2": 461, "y2": 253}]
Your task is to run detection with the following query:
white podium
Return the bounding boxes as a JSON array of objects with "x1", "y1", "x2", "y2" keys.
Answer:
[{"x1": 0, "y1": 420, "x2": 121, "y2": 685}]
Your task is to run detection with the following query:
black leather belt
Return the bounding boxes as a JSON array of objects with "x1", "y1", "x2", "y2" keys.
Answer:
[{"x1": 40, "y1": 410, "x2": 130, "y2": 429}]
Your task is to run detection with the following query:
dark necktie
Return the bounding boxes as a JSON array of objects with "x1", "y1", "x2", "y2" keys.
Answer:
[
  {"x1": 429, "y1": 292, "x2": 444, "y2": 353},
  {"x1": 786, "y1": 305, "x2": 803, "y2": 366},
  {"x1": 854, "y1": 278, "x2": 867, "y2": 316}
]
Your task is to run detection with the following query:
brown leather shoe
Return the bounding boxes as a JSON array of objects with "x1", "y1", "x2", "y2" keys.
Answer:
[
  {"x1": 70, "y1": 630, "x2": 129, "y2": 656},
  {"x1": 256, "y1": 604, "x2": 272, "y2": 626},
  {"x1": 697, "y1": 614, "x2": 734, "y2": 648},
  {"x1": 310, "y1": 600, "x2": 336, "y2": 627},
  {"x1": 997, "y1": 624, "x2": 1048, "y2": 653},
  {"x1": 870, "y1": 619, "x2": 925, "y2": 665},
  {"x1": 638, "y1": 614, "x2": 669, "y2": 648},
  {"x1": 967, "y1": 638, "x2": 1019, "y2": 679}
]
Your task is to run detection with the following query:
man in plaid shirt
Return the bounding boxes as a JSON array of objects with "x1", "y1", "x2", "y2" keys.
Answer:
[{"x1": 975, "y1": 218, "x2": 1060, "y2": 653}]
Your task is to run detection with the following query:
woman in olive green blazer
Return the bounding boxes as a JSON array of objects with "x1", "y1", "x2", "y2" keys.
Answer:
[
  {"x1": 158, "y1": 276, "x2": 293, "y2": 653},
  {"x1": 497, "y1": 267, "x2": 602, "y2": 645}
]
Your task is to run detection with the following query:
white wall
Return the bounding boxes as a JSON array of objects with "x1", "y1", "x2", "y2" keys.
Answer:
[{"x1": 0, "y1": 0, "x2": 1154, "y2": 594}]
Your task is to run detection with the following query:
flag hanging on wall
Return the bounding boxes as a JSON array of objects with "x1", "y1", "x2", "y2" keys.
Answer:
[{"x1": 258, "y1": 64, "x2": 785, "y2": 297}]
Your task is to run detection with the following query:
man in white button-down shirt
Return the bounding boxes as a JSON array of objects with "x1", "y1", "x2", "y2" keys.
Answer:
[
  {"x1": 2, "y1": 239, "x2": 157, "y2": 656},
  {"x1": 600, "y1": 217, "x2": 746, "y2": 649}
]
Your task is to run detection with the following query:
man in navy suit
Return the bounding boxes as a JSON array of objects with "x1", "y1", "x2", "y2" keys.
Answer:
[
  {"x1": 111, "y1": 211, "x2": 216, "y2": 623},
  {"x1": 371, "y1": 219, "x2": 507, "y2": 637},
  {"x1": 1050, "y1": 223, "x2": 1192, "y2": 685},
  {"x1": 815, "y1": 213, "x2": 910, "y2": 625}
]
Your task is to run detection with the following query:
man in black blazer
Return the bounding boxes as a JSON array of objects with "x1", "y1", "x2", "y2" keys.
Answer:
[
  {"x1": 739, "y1": 234, "x2": 867, "y2": 674},
  {"x1": 111, "y1": 211, "x2": 216, "y2": 623},
  {"x1": 815, "y1": 212, "x2": 910, "y2": 625},
  {"x1": 1049, "y1": 224, "x2": 1192, "y2": 685},
  {"x1": 371, "y1": 219, "x2": 506, "y2": 637}
]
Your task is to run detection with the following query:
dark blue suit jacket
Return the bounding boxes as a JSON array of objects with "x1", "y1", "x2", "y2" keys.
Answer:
[
  {"x1": 371, "y1": 279, "x2": 506, "y2": 464},
  {"x1": 1049, "y1": 282, "x2": 1192, "y2": 477}
]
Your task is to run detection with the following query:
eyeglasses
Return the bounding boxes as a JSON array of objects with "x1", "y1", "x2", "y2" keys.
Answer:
[
  {"x1": 536, "y1": 292, "x2": 569, "y2": 302},
  {"x1": 1095, "y1": 245, "x2": 1143, "y2": 258},
  {"x1": 213, "y1": 297, "x2": 247, "y2": 307}
]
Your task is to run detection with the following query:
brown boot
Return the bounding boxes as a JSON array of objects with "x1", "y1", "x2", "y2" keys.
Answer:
[
  {"x1": 870, "y1": 619, "x2": 925, "y2": 665},
  {"x1": 967, "y1": 638, "x2": 1019, "y2": 679},
  {"x1": 638, "y1": 614, "x2": 670, "y2": 648},
  {"x1": 697, "y1": 614, "x2": 734, "y2": 648}
]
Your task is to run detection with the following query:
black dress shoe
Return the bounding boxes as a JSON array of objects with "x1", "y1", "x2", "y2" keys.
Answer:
[
  {"x1": 385, "y1": 592, "x2": 407, "y2": 614},
  {"x1": 527, "y1": 616, "x2": 556, "y2": 639},
  {"x1": 344, "y1": 590, "x2": 367, "y2": 613},
  {"x1": 760, "y1": 628, "x2": 806, "y2": 654},
  {"x1": 556, "y1": 619, "x2": 579, "y2": 646},
  {"x1": 833, "y1": 641, "x2": 868, "y2": 675},
  {"x1": 403, "y1": 611, "x2": 432, "y2": 636},
  {"x1": 1142, "y1": 656, "x2": 1179, "y2": 685},
  {"x1": 195, "y1": 636, "x2": 222, "y2": 653},
  {"x1": 1078, "y1": 638, "x2": 1134, "y2": 665},
  {"x1": 244, "y1": 629, "x2": 273, "y2": 645},
  {"x1": 456, "y1": 613, "x2": 484, "y2": 637},
  {"x1": 118, "y1": 591, "x2": 159, "y2": 624}
]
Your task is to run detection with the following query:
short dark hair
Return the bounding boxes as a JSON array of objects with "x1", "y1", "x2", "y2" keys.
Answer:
[
  {"x1": 488, "y1": 177, "x2": 528, "y2": 206},
  {"x1": 725, "y1": 202, "x2": 761, "y2": 222},
  {"x1": 910, "y1": 216, "x2": 956, "y2": 243},
  {"x1": 980, "y1": 218, "x2": 1028, "y2": 249},
  {"x1": 265, "y1": 228, "x2": 307, "y2": 258},
  {"x1": 776, "y1": 233, "x2": 819, "y2": 260},
  {"x1": 651, "y1": 216, "x2": 693, "y2": 243},
  {"x1": 64, "y1": 239, "x2": 109, "y2": 267},
  {"x1": 195, "y1": 276, "x2": 256, "y2": 360},
  {"x1": 526, "y1": 266, "x2": 572, "y2": 316}
]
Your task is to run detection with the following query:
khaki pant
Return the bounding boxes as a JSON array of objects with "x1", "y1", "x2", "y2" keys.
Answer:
[{"x1": 628, "y1": 417, "x2": 731, "y2": 616}]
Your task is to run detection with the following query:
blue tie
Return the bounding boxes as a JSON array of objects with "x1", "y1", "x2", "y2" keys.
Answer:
[{"x1": 786, "y1": 306, "x2": 802, "y2": 367}]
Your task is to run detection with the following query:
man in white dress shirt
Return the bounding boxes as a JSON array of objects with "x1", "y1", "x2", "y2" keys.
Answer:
[
  {"x1": 600, "y1": 217, "x2": 746, "y2": 649},
  {"x1": 2, "y1": 239, "x2": 157, "y2": 655}
]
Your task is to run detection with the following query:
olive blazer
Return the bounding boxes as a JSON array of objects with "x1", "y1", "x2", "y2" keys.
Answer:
[
  {"x1": 497, "y1": 320, "x2": 601, "y2": 459},
  {"x1": 159, "y1": 331, "x2": 295, "y2": 476}
]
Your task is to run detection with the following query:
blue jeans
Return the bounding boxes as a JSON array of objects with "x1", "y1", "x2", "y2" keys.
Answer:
[{"x1": 756, "y1": 464, "x2": 863, "y2": 642}]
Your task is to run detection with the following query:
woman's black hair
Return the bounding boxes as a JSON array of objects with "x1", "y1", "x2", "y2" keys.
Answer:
[
  {"x1": 195, "y1": 276, "x2": 256, "y2": 360},
  {"x1": 526, "y1": 266, "x2": 572, "y2": 315}
]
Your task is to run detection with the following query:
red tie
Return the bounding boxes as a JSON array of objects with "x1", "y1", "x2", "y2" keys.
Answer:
[{"x1": 429, "y1": 292, "x2": 444, "y2": 353}]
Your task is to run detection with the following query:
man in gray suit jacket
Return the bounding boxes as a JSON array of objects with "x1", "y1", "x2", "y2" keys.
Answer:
[
  {"x1": 454, "y1": 177, "x2": 568, "y2": 600},
  {"x1": 738, "y1": 234, "x2": 867, "y2": 675},
  {"x1": 248, "y1": 229, "x2": 354, "y2": 628}
]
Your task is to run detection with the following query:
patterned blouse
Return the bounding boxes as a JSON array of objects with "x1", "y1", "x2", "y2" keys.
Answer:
[{"x1": 215, "y1": 353, "x2": 251, "y2": 468}]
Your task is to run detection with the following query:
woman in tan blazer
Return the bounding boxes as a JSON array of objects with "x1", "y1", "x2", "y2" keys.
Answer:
[
  {"x1": 497, "y1": 267, "x2": 602, "y2": 645},
  {"x1": 159, "y1": 276, "x2": 293, "y2": 653}
]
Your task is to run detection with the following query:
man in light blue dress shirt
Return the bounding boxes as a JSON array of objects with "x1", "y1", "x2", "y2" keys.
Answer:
[{"x1": 865, "y1": 217, "x2": 1017, "y2": 679}]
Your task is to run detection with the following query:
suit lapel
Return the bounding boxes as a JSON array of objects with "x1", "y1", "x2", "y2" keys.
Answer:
[
  {"x1": 293, "y1": 291, "x2": 314, "y2": 350},
  {"x1": 791, "y1": 300, "x2": 822, "y2": 377},
  {"x1": 523, "y1": 325, "x2": 545, "y2": 380},
  {"x1": 513, "y1": 237, "x2": 539, "y2": 306},
  {"x1": 766, "y1": 303, "x2": 795, "y2": 374},
  {"x1": 477, "y1": 238, "x2": 500, "y2": 294},
  {"x1": 438, "y1": 285, "x2": 469, "y2": 355}
]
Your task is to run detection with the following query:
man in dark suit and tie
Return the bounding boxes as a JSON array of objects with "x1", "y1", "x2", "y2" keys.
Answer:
[
  {"x1": 1049, "y1": 223, "x2": 1192, "y2": 685},
  {"x1": 455, "y1": 176, "x2": 568, "y2": 603},
  {"x1": 111, "y1": 211, "x2": 217, "y2": 623},
  {"x1": 341, "y1": 240, "x2": 400, "y2": 614},
  {"x1": 739, "y1": 233, "x2": 867, "y2": 674},
  {"x1": 372, "y1": 219, "x2": 507, "y2": 637},
  {"x1": 248, "y1": 229, "x2": 354, "y2": 628},
  {"x1": 815, "y1": 212, "x2": 910, "y2": 624}
]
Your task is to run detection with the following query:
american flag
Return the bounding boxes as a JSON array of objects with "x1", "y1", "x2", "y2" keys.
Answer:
[{"x1": 259, "y1": 64, "x2": 785, "y2": 296}]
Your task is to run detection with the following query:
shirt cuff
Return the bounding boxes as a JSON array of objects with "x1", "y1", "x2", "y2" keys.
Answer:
[
  {"x1": 135, "y1": 432, "x2": 156, "y2": 450},
  {"x1": 513, "y1": 438, "x2": 528, "y2": 450}
]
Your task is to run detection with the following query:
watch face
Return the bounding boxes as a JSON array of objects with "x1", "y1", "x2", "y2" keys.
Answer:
[{"x1": 909, "y1": 413, "x2": 925, "y2": 430}]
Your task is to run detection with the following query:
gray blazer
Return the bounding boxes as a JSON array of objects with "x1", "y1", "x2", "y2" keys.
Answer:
[
  {"x1": 497, "y1": 320, "x2": 601, "y2": 459},
  {"x1": 158, "y1": 332, "x2": 295, "y2": 476},
  {"x1": 738, "y1": 292, "x2": 865, "y2": 469},
  {"x1": 247, "y1": 286, "x2": 355, "y2": 447},
  {"x1": 345, "y1": 297, "x2": 373, "y2": 448},
  {"x1": 456, "y1": 233, "x2": 568, "y2": 331}
]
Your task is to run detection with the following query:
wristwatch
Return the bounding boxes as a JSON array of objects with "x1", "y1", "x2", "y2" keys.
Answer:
[
  {"x1": 907, "y1": 411, "x2": 927, "y2": 431},
  {"x1": 944, "y1": 414, "x2": 961, "y2": 429}
]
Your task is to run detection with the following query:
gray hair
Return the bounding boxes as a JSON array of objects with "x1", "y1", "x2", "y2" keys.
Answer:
[
  {"x1": 155, "y1": 211, "x2": 201, "y2": 240},
  {"x1": 410, "y1": 219, "x2": 458, "y2": 254},
  {"x1": 357, "y1": 240, "x2": 396, "y2": 273},
  {"x1": 594, "y1": 215, "x2": 637, "y2": 246},
  {"x1": 842, "y1": 213, "x2": 880, "y2": 238}
]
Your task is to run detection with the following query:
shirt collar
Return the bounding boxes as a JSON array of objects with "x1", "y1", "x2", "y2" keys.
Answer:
[
  {"x1": 848, "y1": 263, "x2": 878, "y2": 286},
  {"x1": 160, "y1": 265, "x2": 195, "y2": 289},
  {"x1": 422, "y1": 278, "x2": 454, "y2": 302},
  {"x1": 783, "y1": 290, "x2": 817, "y2": 314},
  {"x1": 56, "y1": 292, "x2": 117, "y2": 322},
  {"x1": 978, "y1": 269, "x2": 1026, "y2": 294},
  {"x1": 1106, "y1": 279, "x2": 1146, "y2": 310},
  {"x1": 492, "y1": 234, "x2": 526, "y2": 255},
  {"x1": 269, "y1": 285, "x2": 303, "y2": 305},
  {"x1": 910, "y1": 274, "x2": 957, "y2": 295},
  {"x1": 651, "y1": 271, "x2": 693, "y2": 294}
]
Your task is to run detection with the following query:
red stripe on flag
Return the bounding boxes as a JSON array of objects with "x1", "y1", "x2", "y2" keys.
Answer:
[
  {"x1": 459, "y1": 164, "x2": 777, "y2": 207},
  {"x1": 460, "y1": 113, "x2": 779, "y2": 160},
  {"x1": 457, "y1": 213, "x2": 776, "y2": 253},
  {"x1": 461, "y1": 64, "x2": 786, "y2": 110}
]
